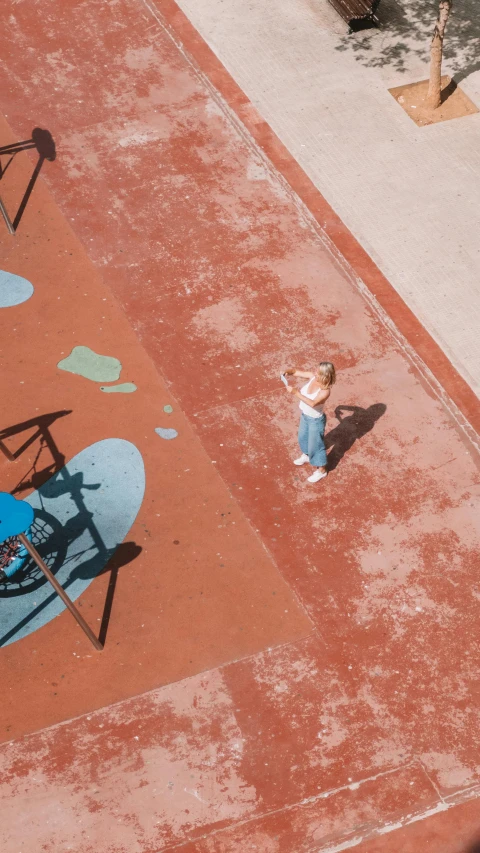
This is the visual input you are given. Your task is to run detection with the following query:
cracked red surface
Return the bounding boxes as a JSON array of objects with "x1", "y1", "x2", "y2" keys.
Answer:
[{"x1": 1, "y1": 0, "x2": 480, "y2": 850}]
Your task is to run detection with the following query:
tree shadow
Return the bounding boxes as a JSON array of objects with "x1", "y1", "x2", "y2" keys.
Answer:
[
  {"x1": 465, "y1": 842, "x2": 480, "y2": 853},
  {"x1": 335, "y1": 0, "x2": 480, "y2": 86},
  {"x1": 325, "y1": 403, "x2": 386, "y2": 471}
]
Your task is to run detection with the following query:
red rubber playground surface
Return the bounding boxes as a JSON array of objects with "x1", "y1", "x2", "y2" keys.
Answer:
[{"x1": 1, "y1": 1, "x2": 480, "y2": 851}]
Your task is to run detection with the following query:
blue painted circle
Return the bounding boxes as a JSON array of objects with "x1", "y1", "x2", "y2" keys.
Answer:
[
  {"x1": 0, "y1": 439, "x2": 145, "y2": 647},
  {"x1": 0, "y1": 270, "x2": 34, "y2": 308}
]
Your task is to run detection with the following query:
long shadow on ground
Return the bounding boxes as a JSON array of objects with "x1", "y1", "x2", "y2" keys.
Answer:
[{"x1": 325, "y1": 403, "x2": 386, "y2": 471}]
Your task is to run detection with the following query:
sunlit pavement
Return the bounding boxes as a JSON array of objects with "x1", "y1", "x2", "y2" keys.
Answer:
[{"x1": 1, "y1": 2, "x2": 480, "y2": 851}]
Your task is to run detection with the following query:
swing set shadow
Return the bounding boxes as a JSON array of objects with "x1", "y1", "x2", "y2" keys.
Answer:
[
  {"x1": 0, "y1": 411, "x2": 142, "y2": 649},
  {"x1": 0, "y1": 127, "x2": 56, "y2": 234}
]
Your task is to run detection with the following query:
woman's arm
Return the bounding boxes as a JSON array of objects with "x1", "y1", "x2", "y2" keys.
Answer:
[
  {"x1": 284, "y1": 368, "x2": 314, "y2": 379},
  {"x1": 287, "y1": 386, "x2": 329, "y2": 408}
]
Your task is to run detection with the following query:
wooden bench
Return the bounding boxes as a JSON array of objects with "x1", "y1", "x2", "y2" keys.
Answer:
[{"x1": 327, "y1": 0, "x2": 381, "y2": 30}]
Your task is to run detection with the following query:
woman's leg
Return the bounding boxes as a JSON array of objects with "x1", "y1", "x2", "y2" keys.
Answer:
[
  {"x1": 307, "y1": 416, "x2": 327, "y2": 470},
  {"x1": 298, "y1": 414, "x2": 309, "y2": 456}
]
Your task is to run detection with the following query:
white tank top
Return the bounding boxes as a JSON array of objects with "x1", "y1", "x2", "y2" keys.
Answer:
[{"x1": 299, "y1": 378, "x2": 324, "y2": 419}]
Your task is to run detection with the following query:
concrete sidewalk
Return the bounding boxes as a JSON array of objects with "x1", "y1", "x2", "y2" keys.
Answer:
[
  {"x1": 173, "y1": 0, "x2": 480, "y2": 397},
  {"x1": 1, "y1": 1, "x2": 480, "y2": 851}
]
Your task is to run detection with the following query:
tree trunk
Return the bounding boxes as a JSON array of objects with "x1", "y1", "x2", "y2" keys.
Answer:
[{"x1": 427, "y1": 0, "x2": 453, "y2": 109}]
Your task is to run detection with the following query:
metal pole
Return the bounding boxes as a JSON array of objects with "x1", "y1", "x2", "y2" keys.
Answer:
[
  {"x1": 18, "y1": 533, "x2": 103, "y2": 651},
  {"x1": 0, "y1": 196, "x2": 14, "y2": 234}
]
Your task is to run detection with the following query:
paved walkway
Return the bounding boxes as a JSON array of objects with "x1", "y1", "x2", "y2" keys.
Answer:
[
  {"x1": 0, "y1": 1, "x2": 480, "y2": 851},
  {"x1": 173, "y1": 0, "x2": 480, "y2": 398}
]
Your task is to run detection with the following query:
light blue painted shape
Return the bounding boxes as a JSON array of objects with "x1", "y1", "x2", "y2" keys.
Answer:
[
  {"x1": 163, "y1": 405, "x2": 173, "y2": 414},
  {"x1": 0, "y1": 439, "x2": 145, "y2": 647},
  {"x1": 155, "y1": 427, "x2": 178, "y2": 440},
  {"x1": 0, "y1": 270, "x2": 34, "y2": 308}
]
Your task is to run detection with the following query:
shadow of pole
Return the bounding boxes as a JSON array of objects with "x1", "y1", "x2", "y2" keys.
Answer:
[
  {"x1": 0, "y1": 539, "x2": 142, "y2": 647},
  {"x1": 98, "y1": 542, "x2": 143, "y2": 646}
]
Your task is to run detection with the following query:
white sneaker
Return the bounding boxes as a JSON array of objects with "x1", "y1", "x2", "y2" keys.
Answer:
[
  {"x1": 307, "y1": 469, "x2": 327, "y2": 483},
  {"x1": 294, "y1": 453, "x2": 309, "y2": 466}
]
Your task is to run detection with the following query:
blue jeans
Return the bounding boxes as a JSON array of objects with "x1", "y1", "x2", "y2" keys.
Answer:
[{"x1": 298, "y1": 412, "x2": 327, "y2": 467}]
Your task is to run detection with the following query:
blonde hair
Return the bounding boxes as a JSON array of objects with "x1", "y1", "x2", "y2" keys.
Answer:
[{"x1": 317, "y1": 361, "x2": 336, "y2": 388}]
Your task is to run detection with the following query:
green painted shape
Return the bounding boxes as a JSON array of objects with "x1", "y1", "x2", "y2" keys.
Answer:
[
  {"x1": 163, "y1": 404, "x2": 173, "y2": 414},
  {"x1": 100, "y1": 382, "x2": 137, "y2": 394},
  {"x1": 58, "y1": 346, "x2": 122, "y2": 383}
]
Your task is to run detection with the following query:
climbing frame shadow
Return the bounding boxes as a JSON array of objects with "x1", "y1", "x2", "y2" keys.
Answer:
[
  {"x1": 0, "y1": 414, "x2": 143, "y2": 649},
  {"x1": 0, "y1": 128, "x2": 56, "y2": 234}
]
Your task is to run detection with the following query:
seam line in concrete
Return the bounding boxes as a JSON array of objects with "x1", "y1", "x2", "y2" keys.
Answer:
[
  {"x1": 0, "y1": 632, "x2": 320, "y2": 748},
  {"x1": 154, "y1": 760, "x2": 432, "y2": 853},
  {"x1": 415, "y1": 756, "x2": 446, "y2": 804}
]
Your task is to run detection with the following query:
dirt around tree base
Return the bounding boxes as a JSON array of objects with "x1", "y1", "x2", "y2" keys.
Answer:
[{"x1": 389, "y1": 76, "x2": 479, "y2": 127}]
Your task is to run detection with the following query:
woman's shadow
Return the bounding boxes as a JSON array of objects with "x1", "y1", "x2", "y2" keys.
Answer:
[{"x1": 325, "y1": 404, "x2": 386, "y2": 471}]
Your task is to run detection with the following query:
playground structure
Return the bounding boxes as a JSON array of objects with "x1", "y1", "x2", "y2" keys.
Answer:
[
  {"x1": 0, "y1": 417, "x2": 102, "y2": 650},
  {"x1": 0, "y1": 491, "x2": 102, "y2": 651}
]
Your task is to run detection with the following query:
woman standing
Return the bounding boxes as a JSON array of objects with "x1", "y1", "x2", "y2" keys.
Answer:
[{"x1": 284, "y1": 362, "x2": 336, "y2": 483}]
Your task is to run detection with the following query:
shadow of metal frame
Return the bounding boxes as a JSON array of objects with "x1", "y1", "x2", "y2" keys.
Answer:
[{"x1": 0, "y1": 128, "x2": 56, "y2": 234}]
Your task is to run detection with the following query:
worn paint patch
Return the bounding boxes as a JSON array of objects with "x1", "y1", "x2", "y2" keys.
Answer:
[
  {"x1": 420, "y1": 751, "x2": 477, "y2": 790},
  {"x1": 0, "y1": 669, "x2": 257, "y2": 851},
  {"x1": 100, "y1": 382, "x2": 137, "y2": 393},
  {"x1": 192, "y1": 296, "x2": 259, "y2": 351},
  {"x1": 0, "y1": 270, "x2": 34, "y2": 307},
  {"x1": 0, "y1": 439, "x2": 145, "y2": 647},
  {"x1": 155, "y1": 427, "x2": 178, "y2": 440},
  {"x1": 58, "y1": 346, "x2": 122, "y2": 382}
]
